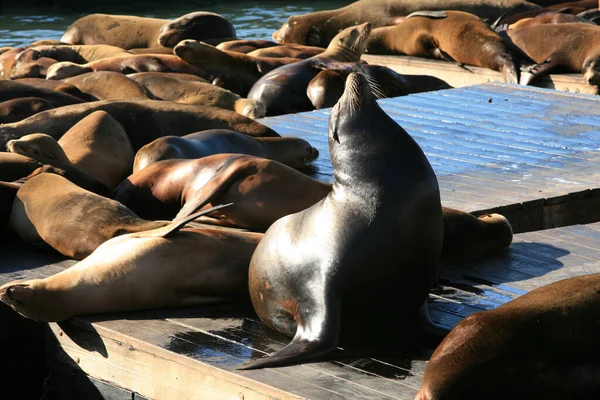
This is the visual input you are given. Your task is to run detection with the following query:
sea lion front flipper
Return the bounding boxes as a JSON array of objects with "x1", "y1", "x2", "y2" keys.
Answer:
[
  {"x1": 309, "y1": 59, "x2": 366, "y2": 73},
  {"x1": 433, "y1": 48, "x2": 473, "y2": 73},
  {"x1": 520, "y1": 58, "x2": 558, "y2": 85},
  {"x1": 405, "y1": 11, "x2": 447, "y2": 20}
]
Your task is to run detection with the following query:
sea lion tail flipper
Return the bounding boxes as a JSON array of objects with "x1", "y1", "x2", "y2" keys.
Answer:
[
  {"x1": 405, "y1": 11, "x2": 447, "y2": 20},
  {"x1": 520, "y1": 58, "x2": 557, "y2": 86},
  {"x1": 433, "y1": 49, "x2": 473, "y2": 73}
]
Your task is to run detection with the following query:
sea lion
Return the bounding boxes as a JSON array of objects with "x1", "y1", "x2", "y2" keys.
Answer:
[
  {"x1": 173, "y1": 40, "x2": 301, "y2": 96},
  {"x1": 500, "y1": 9, "x2": 594, "y2": 29},
  {"x1": 217, "y1": 39, "x2": 280, "y2": 53},
  {"x1": 415, "y1": 273, "x2": 600, "y2": 400},
  {"x1": 132, "y1": 130, "x2": 318, "y2": 172},
  {"x1": 9, "y1": 56, "x2": 59, "y2": 79},
  {"x1": 0, "y1": 181, "x2": 20, "y2": 229},
  {"x1": 7, "y1": 113, "x2": 135, "y2": 190},
  {"x1": 0, "y1": 204, "x2": 260, "y2": 323},
  {"x1": 115, "y1": 154, "x2": 330, "y2": 227},
  {"x1": 307, "y1": 65, "x2": 452, "y2": 109},
  {"x1": 248, "y1": 23, "x2": 372, "y2": 116},
  {"x1": 0, "y1": 99, "x2": 279, "y2": 152},
  {"x1": 273, "y1": 0, "x2": 541, "y2": 47},
  {"x1": 0, "y1": 47, "x2": 26, "y2": 79},
  {"x1": 365, "y1": 11, "x2": 519, "y2": 83},
  {"x1": 62, "y1": 12, "x2": 236, "y2": 49},
  {"x1": 46, "y1": 54, "x2": 206, "y2": 80},
  {"x1": 15, "y1": 44, "x2": 130, "y2": 65},
  {"x1": 240, "y1": 72, "x2": 444, "y2": 369},
  {"x1": 126, "y1": 71, "x2": 209, "y2": 83},
  {"x1": 62, "y1": 71, "x2": 153, "y2": 100},
  {"x1": 0, "y1": 153, "x2": 43, "y2": 181},
  {"x1": 127, "y1": 73, "x2": 265, "y2": 118},
  {"x1": 157, "y1": 11, "x2": 237, "y2": 47},
  {"x1": 507, "y1": 23, "x2": 600, "y2": 84},
  {"x1": 13, "y1": 78, "x2": 95, "y2": 101},
  {"x1": 8, "y1": 173, "x2": 171, "y2": 259},
  {"x1": 0, "y1": 80, "x2": 84, "y2": 107},
  {"x1": 0, "y1": 97, "x2": 54, "y2": 124},
  {"x1": 247, "y1": 44, "x2": 325, "y2": 59}
]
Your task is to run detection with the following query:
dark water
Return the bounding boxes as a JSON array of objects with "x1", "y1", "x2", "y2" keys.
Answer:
[{"x1": 0, "y1": 0, "x2": 348, "y2": 47}]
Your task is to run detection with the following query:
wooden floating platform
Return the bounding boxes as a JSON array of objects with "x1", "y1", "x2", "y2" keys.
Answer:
[
  {"x1": 362, "y1": 54, "x2": 600, "y2": 95},
  {"x1": 2, "y1": 82, "x2": 600, "y2": 399},
  {"x1": 261, "y1": 83, "x2": 600, "y2": 233}
]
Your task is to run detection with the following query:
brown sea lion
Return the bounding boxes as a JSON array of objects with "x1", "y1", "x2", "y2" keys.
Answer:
[
  {"x1": 248, "y1": 44, "x2": 325, "y2": 59},
  {"x1": 365, "y1": 11, "x2": 519, "y2": 83},
  {"x1": 217, "y1": 39, "x2": 280, "y2": 53},
  {"x1": 0, "y1": 80, "x2": 84, "y2": 107},
  {"x1": 0, "y1": 153, "x2": 43, "y2": 181},
  {"x1": 415, "y1": 273, "x2": 600, "y2": 400},
  {"x1": 240, "y1": 72, "x2": 444, "y2": 369},
  {"x1": 0, "y1": 218, "x2": 262, "y2": 323},
  {"x1": 15, "y1": 44, "x2": 130, "y2": 65},
  {"x1": 128, "y1": 47, "x2": 175, "y2": 55},
  {"x1": 126, "y1": 71, "x2": 209, "y2": 83},
  {"x1": 9, "y1": 56, "x2": 59, "y2": 79},
  {"x1": 62, "y1": 12, "x2": 236, "y2": 49},
  {"x1": 8, "y1": 133, "x2": 71, "y2": 164},
  {"x1": 507, "y1": 9, "x2": 595, "y2": 29},
  {"x1": 0, "y1": 47, "x2": 14, "y2": 55},
  {"x1": 273, "y1": 0, "x2": 541, "y2": 47},
  {"x1": 0, "y1": 47, "x2": 26, "y2": 79},
  {"x1": 547, "y1": 0, "x2": 598, "y2": 9},
  {"x1": 248, "y1": 23, "x2": 372, "y2": 116},
  {"x1": 132, "y1": 130, "x2": 318, "y2": 172},
  {"x1": 0, "y1": 99, "x2": 279, "y2": 152},
  {"x1": 0, "y1": 97, "x2": 54, "y2": 124},
  {"x1": 307, "y1": 65, "x2": 452, "y2": 109},
  {"x1": 173, "y1": 40, "x2": 301, "y2": 96},
  {"x1": 115, "y1": 154, "x2": 331, "y2": 227},
  {"x1": 62, "y1": 71, "x2": 153, "y2": 100},
  {"x1": 13, "y1": 78, "x2": 95, "y2": 101},
  {"x1": 0, "y1": 181, "x2": 20, "y2": 228},
  {"x1": 507, "y1": 23, "x2": 600, "y2": 84},
  {"x1": 127, "y1": 73, "x2": 265, "y2": 118},
  {"x1": 46, "y1": 54, "x2": 206, "y2": 80}
]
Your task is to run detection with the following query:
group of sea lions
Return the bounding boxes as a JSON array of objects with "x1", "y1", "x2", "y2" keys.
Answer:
[{"x1": 0, "y1": 1, "x2": 598, "y2": 398}]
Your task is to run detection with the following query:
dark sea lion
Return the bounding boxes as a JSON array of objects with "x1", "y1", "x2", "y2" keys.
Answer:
[
  {"x1": 241, "y1": 72, "x2": 444, "y2": 369},
  {"x1": 157, "y1": 11, "x2": 237, "y2": 47},
  {"x1": 174, "y1": 40, "x2": 301, "y2": 96},
  {"x1": 507, "y1": 23, "x2": 600, "y2": 84},
  {"x1": 8, "y1": 173, "x2": 169, "y2": 259},
  {"x1": 366, "y1": 11, "x2": 519, "y2": 83},
  {"x1": 0, "y1": 215, "x2": 262, "y2": 322},
  {"x1": 248, "y1": 44, "x2": 325, "y2": 59},
  {"x1": 0, "y1": 153, "x2": 42, "y2": 181},
  {"x1": 62, "y1": 12, "x2": 236, "y2": 50},
  {"x1": 248, "y1": 23, "x2": 372, "y2": 116},
  {"x1": 62, "y1": 71, "x2": 153, "y2": 100},
  {"x1": 127, "y1": 73, "x2": 265, "y2": 118},
  {"x1": 0, "y1": 99, "x2": 279, "y2": 152},
  {"x1": 0, "y1": 80, "x2": 84, "y2": 107},
  {"x1": 0, "y1": 97, "x2": 54, "y2": 124},
  {"x1": 217, "y1": 39, "x2": 280, "y2": 53},
  {"x1": 0, "y1": 181, "x2": 20, "y2": 228},
  {"x1": 132, "y1": 129, "x2": 318, "y2": 172},
  {"x1": 13, "y1": 78, "x2": 95, "y2": 101},
  {"x1": 273, "y1": 0, "x2": 541, "y2": 47},
  {"x1": 46, "y1": 54, "x2": 206, "y2": 80},
  {"x1": 115, "y1": 154, "x2": 330, "y2": 227},
  {"x1": 415, "y1": 273, "x2": 600, "y2": 400},
  {"x1": 307, "y1": 65, "x2": 452, "y2": 109}
]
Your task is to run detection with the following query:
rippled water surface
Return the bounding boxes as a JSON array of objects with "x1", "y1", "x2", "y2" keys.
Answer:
[{"x1": 0, "y1": 0, "x2": 348, "y2": 47}]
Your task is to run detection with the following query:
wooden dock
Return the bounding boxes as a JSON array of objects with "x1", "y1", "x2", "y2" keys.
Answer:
[{"x1": 2, "y1": 82, "x2": 600, "y2": 399}]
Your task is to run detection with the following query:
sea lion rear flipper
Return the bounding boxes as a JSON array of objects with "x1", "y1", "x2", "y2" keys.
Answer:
[
  {"x1": 489, "y1": 12, "x2": 508, "y2": 31},
  {"x1": 520, "y1": 58, "x2": 558, "y2": 85},
  {"x1": 433, "y1": 48, "x2": 472, "y2": 73},
  {"x1": 405, "y1": 11, "x2": 447, "y2": 20}
]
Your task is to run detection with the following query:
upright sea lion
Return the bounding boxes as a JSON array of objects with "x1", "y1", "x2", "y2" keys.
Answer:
[
  {"x1": 273, "y1": 0, "x2": 541, "y2": 47},
  {"x1": 217, "y1": 39, "x2": 280, "y2": 53},
  {"x1": 507, "y1": 23, "x2": 600, "y2": 84},
  {"x1": 365, "y1": 11, "x2": 520, "y2": 83},
  {"x1": 62, "y1": 12, "x2": 236, "y2": 49},
  {"x1": 415, "y1": 273, "x2": 600, "y2": 400},
  {"x1": 0, "y1": 99, "x2": 279, "y2": 152},
  {"x1": 241, "y1": 72, "x2": 444, "y2": 369},
  {"x1": 115, "y1": 154, "x2": 330, "y2": 227},
  {"x1": 0, "y1": 97, "x2": 54, "y2": 124},
  {"x1": 46, "y1": 54, "x2": 206, "y2": 80},
  {"x1": 127, "y1": 73, "x2": 265, "y2": 118},
  {"x1": 0, "y1": 206, "x2": 260, "y2": 323},
  {"x1": 174, "y1": 40, "x2": 301, "y2": 96},
  {"x1": 248, "y1": 23, "x2": 372, "y2": 116},
  {"x1": 62, "y1": 71, "x2": 153, "y2": 100},
  {"x1": 307, "y1": 65, "x2": 452, "y2": 109},
  {"x1": 132, "y1": 130, "x2": 318, "y2": 172},
  {"x1": 0, "y1": 80, "x2": 84, "y2": 107}
]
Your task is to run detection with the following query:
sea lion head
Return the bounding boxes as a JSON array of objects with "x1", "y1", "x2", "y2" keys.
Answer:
[
  {"x1": 273, "y1": 15, "x2": 320, "y2": 46},
  {"x1": 7, "y1": 134, "x2": 70, "y2": 164},
  {"x1": 583, "y1": 52, "x2": 600, "y2": 86},
  {"x1": 158, "y1": 12, "x2": 236, "y2": 48},
  {"x1": 327, "y1": 22, "x2": 372, "y2": 56}
]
